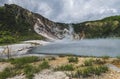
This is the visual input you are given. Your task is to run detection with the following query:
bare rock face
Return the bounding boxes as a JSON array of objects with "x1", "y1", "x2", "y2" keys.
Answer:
[
  {"x1": 0, "y1": 4, "x2": 68, "y2": 40},
  {"x1": 33, "y1": 13, "x2": 69, "y2": 40}
]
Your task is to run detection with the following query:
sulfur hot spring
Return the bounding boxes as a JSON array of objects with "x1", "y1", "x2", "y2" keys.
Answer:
[{"x1": 29, "y1": 25, "x2": 120, "y2": 57}]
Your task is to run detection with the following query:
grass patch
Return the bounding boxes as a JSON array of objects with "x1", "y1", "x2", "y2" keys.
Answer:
[
  {"x1": 94, "y1": 59, "x2": 105, "y2": 65},
  {"x1": 24, "y1": 64, "x2": 39, "y2": 79},
  {"x1": 0, "y1": 57, "x2": 50, "y2": 79},
  {"x1": 48, "y1": 57, "x2": 56, "y2": 61},
  {"x1": 101, "y1": 56, "x2": 110, "y2": 60},
  {"x1": 0, "y1": 58, "x2": 7, "y2": 62},
  {"x1": 39, "y1": 61, "x2": 50, "y2": 70},
  {"x1": 0, "y1": 56, "x2": 110, "y2": 79},
  {"x1": 112, "y1": 59, "x2": 120, "y2": 66},
  {"x1": 116, "y1": 56, "x2": 120, "y2": 60},
  {"x1": 24, "y1": 61, "x2": 50, "y2": 79},
  {"x1": 67, "y1": 56, "x2": 78, "y2": 63},
  {"x1": 9, "y1": 56, "x2": 39, "y2": 68},
  {"x1": 54, "y1": 64, "x2": 74, "y2": 71},
  {"x1": 0, "y1": 67, "x2": 18, "y2": 79},
  {"x1": 111, "y1": 56, "x2": 120, "y2": 66},
  {"x1": 72, "y1": 65, "x2": 108, "y2": 78},
  {"x1": 83, "y1": 59, "x2": 94, "y2": 66}
]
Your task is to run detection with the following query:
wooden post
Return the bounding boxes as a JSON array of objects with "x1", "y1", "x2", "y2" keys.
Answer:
[{"x1": 6, "y1": 45, "x2": 10, "y2": 59}]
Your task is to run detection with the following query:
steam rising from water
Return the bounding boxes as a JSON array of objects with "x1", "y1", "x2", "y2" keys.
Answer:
[
  {"x1": 30, "y1": 38, "x2": 120, "y2": 57},
  {"x1": 31, "y1": 17, "x2": 120, "y2": 57},
  {"x1": 61, "y1": 24, "x2": 74, "y2": 41}
]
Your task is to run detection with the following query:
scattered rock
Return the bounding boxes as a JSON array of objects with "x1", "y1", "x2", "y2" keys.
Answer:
[
  {"x1": 34, "y1": 69, "x2": 67, "y2": 79},
  {"x1": 7, "y1": 74, "x2": 25, "y2": 79}
]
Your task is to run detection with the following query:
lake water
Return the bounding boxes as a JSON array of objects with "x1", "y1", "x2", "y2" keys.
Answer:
[{"x1": 29, "y1": 39, "x2": 120, "y2": 57}]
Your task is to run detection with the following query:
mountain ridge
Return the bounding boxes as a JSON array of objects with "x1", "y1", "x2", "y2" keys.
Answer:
[
  {"x1": 0, "y1": 4, "x2": 120, "y2": 44},
  {"x1": 0, "y1": 4, "x2": 68, "y2": 44},
  {"x1": 73, "y1": 15, "x2": 120, "y2": 38}
]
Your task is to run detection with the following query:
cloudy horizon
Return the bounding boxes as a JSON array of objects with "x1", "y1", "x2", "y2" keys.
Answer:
[{"x1": 0, "y1": 0, "x2": 120, "y2": 23}]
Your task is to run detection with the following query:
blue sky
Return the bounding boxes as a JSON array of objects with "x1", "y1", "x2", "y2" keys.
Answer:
[{"x1": 0, "y1": 0, "x2": 120, "y2": 23}]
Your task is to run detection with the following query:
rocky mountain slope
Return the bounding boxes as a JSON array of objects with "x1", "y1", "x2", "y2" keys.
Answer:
[
  {"x1": 0, "y1": 4, "x2": 120, "y2": 44},
  {"x1": 0, "y1": 4, "x2": 68, "y2": 43}
]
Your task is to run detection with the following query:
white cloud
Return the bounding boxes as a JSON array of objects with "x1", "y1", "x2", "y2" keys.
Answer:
[{"x1": 0, "y1": 0, "x2": 120, "y2": 23}]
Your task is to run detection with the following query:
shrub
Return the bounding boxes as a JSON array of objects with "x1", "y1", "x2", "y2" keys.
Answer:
[
  {"x1": 54, "y1": 64, "x2": 74, "y2": 71},
  {"x1": 1, "y1": 36, "x2": 16, "y2": 43},
  {"x1": 0, "y1": 7, "x2": 4, "y2": 11},
  {"x1": 0, "y1": 31, "x2": 17, "y2": 44},
  {"x1": 48, "y1": 57, "x2": 56, "y2": 61},
  {"x1": 73, "y1": 65, "x2": 108, "y2": 78},
  {"x1": 39, "y1": 61, "x2": 50, "y2": 70},
  {"x1": 24, "y1": 64, "x2": 38, "y2": 79},
  {"x1": 116, "y1": 56, "x2": 120, "y2": 60},
  {"x1": 94, "y1": 66, "x2": 108, "y2": 75},
  {"x1": 0, "y1": 58, "x2": 7, "y2": 62},
  {"x1": 59, "y1": 55, "x2": 65, "y2": 58},
  {"x1": 94, "y1": 59, "x2": 105, "y2": 65},
  {"x1": 68, "y1": 56, "x2": 78, "y2": 63},
  {"x1": 24, "y1": 61, "x2": 50, "y2": 79},
  {"x1": 9, "y1": 56, "x2": 39, "y2": 67},
  {"x1": 84, "y1": 59, "x2": 93, "y2": 66},
  {"x1": 0, "y1": 67, "x2": 16, "y2": 79},
  {"x1": 101, "y1": 56, "x2": 110, "y2": 60},
  {"x1": 112, "y1": 59, "x2": 120, "y2": 65}
]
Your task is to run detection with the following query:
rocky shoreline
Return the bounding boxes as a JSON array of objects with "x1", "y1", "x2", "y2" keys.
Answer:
[
  {"x1": 0, "y1": 40, "x2": 120, "y2": 79},
  {"x1": 0, "y1": 40, "x2": 50, "y2": 58}
]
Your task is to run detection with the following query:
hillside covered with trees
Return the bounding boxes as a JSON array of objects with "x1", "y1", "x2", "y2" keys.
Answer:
[
  {"x1": 0, "y1": 4, "x2": 120, "y2": 44},
  {"x1": 73, "y1": 16, "x2": 120, "y2": 38},
  {"x1": 0, "y1": 4, "x2": 46, "y2": 44}
]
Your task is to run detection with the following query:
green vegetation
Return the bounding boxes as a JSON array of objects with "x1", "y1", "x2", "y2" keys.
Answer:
[
  {"x1": 0, "y1": 56, "x2": 110, "y2": 79},
  {"x1": 23, "y1": 61, "x2": 50, "y2": 79},
  {"x1": 0, "y1": 56, "x2": 51, "y2": 79},
  {"x1": 9, "y1": 56, "x2": 39, "y2": 67},
  {"x1": 73, "y1": 15, "x2": 120, "y2": 38},
  {"x1": 111, "y1": 56, "x2": 120, "y2": 65},
  {"x1": 24, "y1": 64, "x2": 39, "y2": 79},
  {"x1": 70, "y1": 58, "x2": 108, "y2": 78},
  {"x1": 1, "y1": 3, "x2": 120, "y2": 45},
  {"x1": 73, "y1": 65, "x2": 108, "y2": 78},
  {"x1": 54, "y1": 64, "x2": 74, "y2": 71},
  {"x1": 112, "y1": 59, "x2": 120, "y2": 66},
  {"x1": 83, "y1": 59, "x2": 94, "y2": 66},
  {"x1": 0, "y1": 67, "x2": 17, "y2": 79},
  {"x1": 0, "y1": 31, "x2": 16, "y2": 44},
  {"x1": 101, "y1": 56, "x2": 110, "y2": 63},
  {"x1": 0, "y1": 58, "x2": 7, "y2": 62},
  {"x1": 0, "y1": 4, "x2": 44, "y2": 45},
  {"x1": 48, "y1": 57, "x2": 56, "y2": 61},
  {"x1": 101, "y1": 56, "x2": 110, "y2": 60},
  {"x1": 39, "y1": 61, "x2": 50, "y2": 70},
  {"x1": 1, "y1": 56, "x2": 40, "y2": 78},
  {"x1": 82, "y1": 58, "x2": 105, "y2": 66},
  {"x1": 116, "y1": 56, "x2": 120, "y2": 60},
  {"x1": 94, "y1": 59, "x2": 105, "y2": 65},
  {"x1": 67, "y1": 56, "x2": 78, "y2": 63},
  {"x1": 0, "y1": 3, "x2": 120, "y2": 45}
]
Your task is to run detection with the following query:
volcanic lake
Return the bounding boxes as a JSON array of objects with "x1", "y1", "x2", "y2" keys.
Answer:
[{"x1": 29, "y1": 38, "x2": 120, "y2": 57}]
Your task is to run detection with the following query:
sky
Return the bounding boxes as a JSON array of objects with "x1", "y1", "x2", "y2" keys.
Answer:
[{"x1": 0, "y1": 0, "x2": 120, "y2": 23}]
